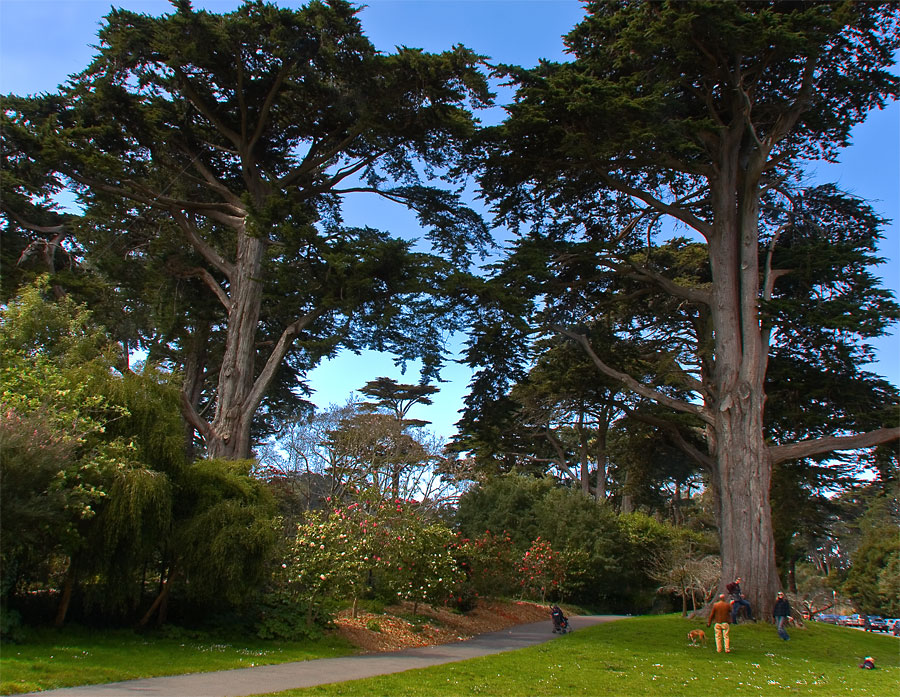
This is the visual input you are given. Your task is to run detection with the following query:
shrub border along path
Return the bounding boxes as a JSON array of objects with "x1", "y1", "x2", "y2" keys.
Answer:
[{"x1": 16, "y1": 616, "x2": 620, "y2": 697}]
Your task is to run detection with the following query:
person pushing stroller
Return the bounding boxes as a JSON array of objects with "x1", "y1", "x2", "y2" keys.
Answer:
[{"x1": 550, "y1": 605, "x2": 570, "y2": 633}]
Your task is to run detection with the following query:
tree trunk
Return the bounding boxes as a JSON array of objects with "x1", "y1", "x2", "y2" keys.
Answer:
[
  {"x1": 206, "y1": 232, "x2": 267, "y2": 460},
  {"x1": 577, "y1": 418, "x2": 591, "y2": 496},
  {"x1": 710, "y1": 391, "x2": 780, "y2": 622},
  {"x1": 594, "y1": 421, "x2": 608, "y2": 502},
  {"x1": 54, "y1": 558, "x2": 76, "y2": 628},
  {"x1": 672, "y1": 481, "x2": 682, "y2": 525},
  {"x1": 620, "y1": 466, "x2": 633, "y2": 513},
  {"x1": 788, "y1": 555, "x2": 798, "y2": 593},
  {"x1": 703, "y1": 153, "x2": 780, "y2": 623},
  {"x1": 139, "y1": 566, "x2": 173, "y2": 628},
  {"x1": 391, "y1": 464, "x2": 401, "y2": 501},
  {"x1": 182, "y1": 320, "x2": 210, "y2": 460}
]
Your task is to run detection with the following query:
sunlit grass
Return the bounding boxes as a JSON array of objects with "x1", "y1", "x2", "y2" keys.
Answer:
[
  {"x1": 0, "y1": 625, "x2": 355, "y2": 695},
  {"x1": 263, "y1": 615, "x2": 899, "y2": 697},
  {"x1": 2, "y1": 615, "x2": 896, "y2": 696}
]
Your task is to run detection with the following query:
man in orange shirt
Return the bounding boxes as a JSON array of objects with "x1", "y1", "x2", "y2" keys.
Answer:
[{"x1": 708, "y1": 593, "x2": 733, "y2": 653}]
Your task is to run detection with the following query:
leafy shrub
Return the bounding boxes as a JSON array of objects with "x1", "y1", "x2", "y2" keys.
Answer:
[
  {"x1": 454, "y1": 474, "x2": 682, "y2": 609},
  {"x1": 254, "y1": 592, "x2": 330, "y2": 641}
]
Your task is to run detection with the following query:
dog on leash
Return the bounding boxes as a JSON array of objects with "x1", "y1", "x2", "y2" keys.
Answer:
[{"x1": 688, "y1": 629, "x2": 708, "y2": 647}]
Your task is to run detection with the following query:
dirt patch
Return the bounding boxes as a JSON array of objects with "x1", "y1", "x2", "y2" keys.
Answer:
[{"x1": 332, "y1": 599, "x2": 550, "y2": 653}]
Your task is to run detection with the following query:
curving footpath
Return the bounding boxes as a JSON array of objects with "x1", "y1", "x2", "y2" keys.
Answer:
[{"x1": 22, "y1": 615, "x2": 624, "y2": 697}]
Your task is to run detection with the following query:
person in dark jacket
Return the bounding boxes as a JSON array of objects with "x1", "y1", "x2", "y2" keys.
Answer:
[
  {"x1": 726, "y1": 576, "x2": 754, "y2": 623},
  {"x1": 773, "y1": 591, "x2": 791, "y2": 640}
]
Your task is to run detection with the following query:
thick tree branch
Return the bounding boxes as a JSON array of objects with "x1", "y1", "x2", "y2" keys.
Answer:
[
  {"x1": 625, "y1": 407, "x2": 715, "y2": 471},
  {"x1": 769, "y1": 427, "x2": 900, "y2": 466},
  {"x1": 172, "y1": 66, "x2": 243, "y2": 148},
  {"x1": 171, "y1": 211, "x2": 236, "y2": 281},
  {"x1": 541, "y1": 427, "x2": 579, "y2": 478},
  {"x1": 245, "y1": 308, "x2": 326, "y2": 414},
  {"x1": 176, "y1": 265, "x2": 230, "y2": 311},
  {"x1": 179, "y1": 147, "x2": 244, "y2": 208},
  {"x1": 765, "y1": 54, "x2": 818, "y2": 149},
  {"x1": 626, "y1": 262, "x2": 712, "y2": 306},
  {"x1": 180, "y1": 389, "x2": 212, "y2": 440},
  {"x1": 248, "y1": 63, "x2": 291, "y2": 154},
  {"x1": 66, "y1": 171, "x2": 244, "y2": 222},
  {"x1": 598, "y1": 173, "x2": 715, "y2": 239},
  {"x1": 278, "y1": 127, "x2": 366, "y2": 190},
  {"x1": 556, "y1": 327, "x2": 714, "y2": 425},
  {"x1": 0, "y1": 204, "x2": 68, "y2": 235}
]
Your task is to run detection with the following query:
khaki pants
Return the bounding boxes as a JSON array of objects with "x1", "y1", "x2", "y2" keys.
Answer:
[{"x1": 713, "y1": 622, "x2": 730, "y2": 652}]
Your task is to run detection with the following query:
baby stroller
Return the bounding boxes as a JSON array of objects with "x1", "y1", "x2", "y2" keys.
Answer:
[{"x1": 550, "y1": 605, "x2": 570, "y2": 634}]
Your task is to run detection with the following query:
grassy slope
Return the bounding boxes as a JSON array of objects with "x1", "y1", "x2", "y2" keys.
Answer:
[
  {"x1": 264, "y1": 615, "x2": 900, "y2": 697},
  {"x1": 0, "y1": 626, "x2": 355, "y2": 695}
]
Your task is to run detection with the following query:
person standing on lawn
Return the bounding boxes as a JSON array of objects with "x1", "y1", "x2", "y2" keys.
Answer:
[
  {"x1": 708, "y1": 594, "x2": 733, "y2": 653},
  {"x1": 773, "y1": 592, "x2": 791, "y2": 641}
]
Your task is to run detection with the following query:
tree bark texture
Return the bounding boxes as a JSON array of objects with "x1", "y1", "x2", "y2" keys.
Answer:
[
  {"x1": 709, "y1": 390, "x2": 780, "y2": 620},
  {"x1": 205, "y1": 229, "x2": 267, "y2": 460}
]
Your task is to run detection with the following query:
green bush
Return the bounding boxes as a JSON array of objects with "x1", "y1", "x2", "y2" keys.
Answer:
[
  {"x1": 254, "y1": 593, "x2": 329, "y2": 641},
  {"x1": 454, "y1": 474, "x2": 682, "y2": 609}
]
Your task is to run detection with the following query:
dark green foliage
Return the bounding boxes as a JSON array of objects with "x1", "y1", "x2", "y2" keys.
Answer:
[
  {"x1": 840, "y1": 483, "x2": 900, "y2": 615},
  {"x1": 454, "y1": 474, "x2": 680, "y2": 609},
  {"x1": 2, "y1": 0, "x2": 494, "y2": 458},
  {"x1": 0, "y1": 281, "x2": 278, "y2": 629},
  {"x1": 254, "y1": 594, "x2": 331, "y2": 641}
]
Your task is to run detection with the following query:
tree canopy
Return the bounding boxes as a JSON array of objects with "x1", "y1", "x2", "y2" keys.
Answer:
[
  {"x1": 1, "y1": 0, "x2": 492, "y2": 459},
  {"x1": 473, "y1": 0, "x2": 900, "y2": 617}
]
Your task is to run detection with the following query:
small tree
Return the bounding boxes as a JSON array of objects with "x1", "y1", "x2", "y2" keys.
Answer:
[
  {"x1": 461, "y1": 530, "x2": 519, "y2": 599},
  {"x1": 650, "y1": 543, "x2": 721, "y2": 616}
]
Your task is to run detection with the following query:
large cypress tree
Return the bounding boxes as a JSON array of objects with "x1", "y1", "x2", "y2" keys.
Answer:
[
  {"x1": 2, "y1": 0, "x2": 491, "y2": 459},
  {"x1": 477, "y1": 1, "x2": 900, "y2": 617}
]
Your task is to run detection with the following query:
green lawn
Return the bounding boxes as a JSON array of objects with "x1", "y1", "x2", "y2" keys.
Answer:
[
  {"x1": 0, "y1": 625, "x2": 355, "y2": 695},
  {"x1": 261, "y1": 615, "x2": 899, "y2": 697},
  {"x1": 2, "y1": 616, "x2": 896, "y2": 696}
]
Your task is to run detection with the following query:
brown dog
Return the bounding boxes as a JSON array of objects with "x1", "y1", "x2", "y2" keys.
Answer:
[{"x1": 688, "y1": 629, "x2": 708, "y2": 647}]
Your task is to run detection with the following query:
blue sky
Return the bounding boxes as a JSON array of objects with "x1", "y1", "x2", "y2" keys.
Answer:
[{"x1": 1, "y1": 0, "x2": 897, "y2": 438}]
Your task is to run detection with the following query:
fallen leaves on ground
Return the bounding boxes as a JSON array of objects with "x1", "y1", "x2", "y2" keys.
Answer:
[{"x1": 333, "y1": 599, "x2": 550, "y2": 653}]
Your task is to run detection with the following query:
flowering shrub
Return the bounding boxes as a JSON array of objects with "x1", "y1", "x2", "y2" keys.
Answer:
[
  {"x1": 518, "y1": 537, "x2": 566, "y2": 601},
  {"x1": 383, "y1": 516, "x2": 464, "y2": 613},
  {"x1": 266, "y1": 494, "x2": 465, "y2": 631},
  {"x1": 457, "y1": 530, "x2": 519, "y2": 599}
]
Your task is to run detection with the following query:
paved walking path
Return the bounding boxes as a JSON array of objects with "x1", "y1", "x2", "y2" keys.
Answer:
[{"x1": 24, "y1": 615, "x2": 623, "y2": 697}]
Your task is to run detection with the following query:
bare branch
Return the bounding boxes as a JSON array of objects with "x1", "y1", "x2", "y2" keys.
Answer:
[
  {"x1": 171, "y1": 211, "x2": 236, "y2": 281},
  {"x1": 769, "y1": 427, "x2": 900, "y2": 466},
  {"x1": 246, "y1": 308, "x2": 326, "y2": 413},
  {"x1": 598, "y1": 173, "x2": 715, "y2": 239},
  {"x1": 556, "y1": 327, "x2": 714, "y2": 425}
]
